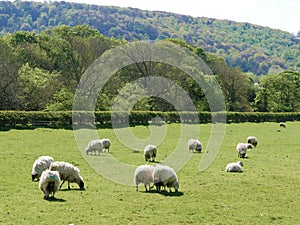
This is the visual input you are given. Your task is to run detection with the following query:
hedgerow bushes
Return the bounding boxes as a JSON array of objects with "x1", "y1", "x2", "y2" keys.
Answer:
[{"x1": 0, "y1": 111, "x2": 299, "y2": 129}]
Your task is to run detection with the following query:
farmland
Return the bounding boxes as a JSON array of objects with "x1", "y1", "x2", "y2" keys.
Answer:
[{"x1": 0, "y1": 122, "x2": 299, "y2": 224}]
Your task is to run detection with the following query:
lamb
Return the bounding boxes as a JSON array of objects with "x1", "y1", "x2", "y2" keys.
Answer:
[
  {"x1": 279, "y1": 122, "x2": 286, "y2": 128},
  {"x1": 236, "y1": 143, "x2": 253, "y2": 158},
  {"x1": 85, "y1": 139, "x2": 103, "y2": 155},
  {"x1": 247, "y1": 136, "x2": 258, "y2": 147},
  {"x1": 134, "y1": 165, "x2": 155, "y2": 192},
  {"x1": 225, "y1": 161, "x2": 244, "y2": 173},
  {"x1": 39, "y1": 169, "x2": 60, "y2": 199},
  {"x1": 101, "y1": 138, "x2": 111, "y2": 152},
  {"x1": 50, "y1": 161, "x2": 84, "y2": 190},
  {"x1": 31, "y1": 156, "x2": 54, "y2": 181},
  {"x1": 144, "y1": 144, "x2": 157, "y2": 162},
  {"x1": 188, "y1": 139, "x2": 202, "y2": 153},
  {"x1": 152, "y1": 164, "x2": 179, "y2": 192}
]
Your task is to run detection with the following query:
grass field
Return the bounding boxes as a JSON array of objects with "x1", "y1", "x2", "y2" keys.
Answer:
[{"x1": 0, "y1": 122, "x2": 299, "y2": 224}]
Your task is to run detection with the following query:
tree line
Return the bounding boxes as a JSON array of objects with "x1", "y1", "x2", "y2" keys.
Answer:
[
  {"x1": 0, "y1": 25, "x2": 299, "y2": 112},
  {"x1": 0, "y1": 0, "x2": 299, "y2": 75}
]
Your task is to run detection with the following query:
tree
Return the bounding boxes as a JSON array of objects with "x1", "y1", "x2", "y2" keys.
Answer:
[
  {"x1": 254, "y1": 71, "x2": 300, "y2": 112},
  {"x1": 16, "y1": 63, "x2": 59, "y2": 110}
]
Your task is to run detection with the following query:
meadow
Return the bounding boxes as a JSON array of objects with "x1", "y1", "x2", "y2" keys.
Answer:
[{"x1": 0, "y1": 122, "x2": 299, "y2": 224}]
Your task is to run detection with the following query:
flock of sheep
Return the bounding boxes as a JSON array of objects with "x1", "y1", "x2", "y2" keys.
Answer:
[
  {"x1": 31, "y1": 156, "x2": 85, "y2": 199},
  {"x1": 32, "y1": 122, "x2": 286, "y2": 199},
  {"x1": 226, "y1": 122, "x2": 286, "y2": 172}
]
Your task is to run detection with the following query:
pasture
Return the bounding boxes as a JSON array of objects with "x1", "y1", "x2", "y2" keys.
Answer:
[{"x1": 0, "y1": 122, "x2": 299, "y2": 224}]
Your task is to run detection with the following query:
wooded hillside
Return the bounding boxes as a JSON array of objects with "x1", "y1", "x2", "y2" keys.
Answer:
[{"x1": 0, "y1": 0, "x2": 299, "y2": 75}]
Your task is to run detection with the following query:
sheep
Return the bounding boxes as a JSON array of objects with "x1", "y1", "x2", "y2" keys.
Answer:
[
  {"x1": 85, "y1": 139, "x2": 103, "y2": 155},
  {"x1": 31, "y1": 156, "x2": 54, "y2": 181},
  {"x1": 39, "y1": 169, "x2": 60, "y2": 200},
  {"x1": 188, "y1": 139, "x2": 202, "y2": 153},
  {"x1": 236, "y1": 143, "x2": 253, "y2": 158},
  {"x1": 247, "y1": 136, "x2": 258, "y2": 147},
  {"x1": 101, "y1": 138, "x2": 111, "y2": 152},
  {"x1": 152, "y1": 164, "x2": 179, "y2": 192},
  {"x1": 144, "y1": 144, "x2": 157, "y2": 162},
  {"x1": 225, "y1": 161, "x2": 244, "y2": 173},
  {"x1": 50, "y1": 161, "x2": 84, "y2": 190},
  {"x1": 279, "y1": 122, "x2": 286, "y2": 128},
  {"x1": 134, "y1": 165, "x2": 155, "y2": 192}
]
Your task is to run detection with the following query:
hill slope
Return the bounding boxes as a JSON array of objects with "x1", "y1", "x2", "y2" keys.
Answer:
[{"x1": 0, "y1": 0, "x2": 299, "y2": 75}]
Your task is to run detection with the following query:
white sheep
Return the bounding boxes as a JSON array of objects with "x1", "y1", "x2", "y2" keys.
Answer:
[
  {"x1": 144, "y1": 144, "x2": 157, "y2": 162},
  {"x1": 152, "y1": 164, "x2": 179, "y2": 192},
  {"x1": 188, "y1": 139, "x2": 202, "y2": 153},
  {"x1": 50, "y1": 161, "x2": 84, "y2": 189},
  {"x1": 31, "y1": 156, "x2": 54, "y2": 181},
  {"x1": 225, "y1": 161, "x2": 244, "y2": 173},
  {"x1": 247, "y1": 136, "x2": 258, "y2": 147},
  {"x1": 39, "y1": 169, "x2": 61, "y2": 199},
  {"x1": 85, "y1": 139, "x2": 103, "y2": 155},
  {"x1": 134, "y1": 165, "x2": 155, "y2": 192},
  {"x1": 279, "y1": 122, "x2": 286, "y2": 128},
  {"x1": 236, "y1": 143, "x2": 253, "y2": 158},
  {"x1": 101, "y1": 138, "x2": 111, "y2": 152}
]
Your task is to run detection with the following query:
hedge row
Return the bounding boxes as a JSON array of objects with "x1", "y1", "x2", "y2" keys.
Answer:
[{"x1": 0, "y1": 111, "x2": 299, "y2": 129}]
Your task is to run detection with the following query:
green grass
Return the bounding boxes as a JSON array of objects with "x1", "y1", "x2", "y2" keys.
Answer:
[{"x1": 0, "y1": 122, "x2": 299, "y2": 224}]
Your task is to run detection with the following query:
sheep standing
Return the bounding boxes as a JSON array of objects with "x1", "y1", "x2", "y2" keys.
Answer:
[
  {"x1": 225, "y1": 161, "x2": 244, "y2": 173},
  {"x1": 152, "y1": 164, "x2": 179, "y2": 192},
  {"x1": 134, "y1": 165, "x2": 155, "y2": 192},
  {"x1": 50, "y1": 161, "x2": 84, "y2": 189},
  {"x1": 101, "y1": 138, "x2": 111, "y2": 152},
  {"x1": 85, "y1": 139, "x2": 103, "y2": 155},
  {"x1": 188, "y1": 139, "x2": 202, "y2": 153},
  {"x1": 31, "y1": 156, "x2": 54, "y2": 181},
  {"x1": 236, "y1": 143, "x2": 253, "y2": 158},
  {"x1": 247, "y1": 136, "x2": 258, "y2": 147},
  {"x1": 144, "y1": 144, "x2": 157, "y2": 162},
  {"x1": 39, "y1": 169, "x2": 60, "y2": 199}
]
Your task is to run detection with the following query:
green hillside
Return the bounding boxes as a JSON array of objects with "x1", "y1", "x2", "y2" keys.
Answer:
[{"x1": 0, "y1": 0, "x2": 299, "y2": 75}]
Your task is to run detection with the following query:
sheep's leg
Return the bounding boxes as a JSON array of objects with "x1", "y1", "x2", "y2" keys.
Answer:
[
  {"x1": 136, "y1": 185, "x2": 138, "y2": 191},
  {"x1": 68, "y1": 181, "x2": 71, "y2": 189},
  {"x1": 59, "y1": 180, "x2": 65, "y2": 189},
  {"x1": 144, "y1": 185, "x2": 148, "y2": 192},
  {"x1": 44, "y1": 192, "x2": 49, "y2": 200}
]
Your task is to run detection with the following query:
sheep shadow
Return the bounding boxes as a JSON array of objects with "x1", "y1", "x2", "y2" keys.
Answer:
[
  {"x1": 144, "y1": 189, "x2": 184, "y2": 197},
  {"x1": 45, "y1": 197, "x2": 66, "y2": 202},
  {"x1": 59, "y1": 188, "x2": 86, "y2": 192}
]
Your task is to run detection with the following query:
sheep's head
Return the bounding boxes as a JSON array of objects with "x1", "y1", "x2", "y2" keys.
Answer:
[
  {"x1": 196, "y1": 145, "x2": 202, "y2": 152},
  {"x1": 79, "y1": 180, "x2": 84, "y2": 189},
  {"x1": 247, "y1": 144, "x2": 254, "y2": 149},
  {"x1": 31, "y1": 173, "x2": 38, "y2": 181},
  {"x1": 237, "y1": 161, "x2": 244, "y2": 167}
]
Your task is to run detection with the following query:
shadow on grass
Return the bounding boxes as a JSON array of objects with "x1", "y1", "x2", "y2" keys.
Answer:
[
  {"x1": 142, "y1": 189, "x2": 184, "y2": 197},
  {"x1": 59, "y1": 188, "x2": 86, "y2": 192},
  {"x1": 45, "y1": 197, "x2": 66, "y2": 202}
]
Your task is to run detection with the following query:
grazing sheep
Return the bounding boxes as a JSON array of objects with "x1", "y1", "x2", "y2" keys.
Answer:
[
  {"x1": 236, "y1": 143, "x2": 253, "y2": 158},
  {"x1": 247, "y1": 136, "x2": 258, "y2": 147},
  {"x1": 101, "y1": 138, "x2": 111, "y2": 152},
  {"x1": 134, "y1": 165, "x2": 155, "y2": 192},
  {"x1": 153, "y1": 164, "x2": 179, "y2": 192},
  {"x1": 225, "y1": 161, "x2": 244, "y2": 173},
  {"x1": 39, "y1": 169, "x2": 60, "y2": 199},
  {"x1": 85, "y1": 139, "x2": 103, "y2": 155},
  {"x1": 144, "y1": 144, "x2": 157, "y2": 162},
  {"x1": 50, "y1": 161, "x2": 84, "y2": 189},
  {"x1": 279, "y1": 122, "x2": 286, "y2": 128},
  {"x1": 31, "y1": 156, "x2": 54, "y2": 181},
  {"x1": 188, "y1": 139, "x2": 202, "y2": 153}
]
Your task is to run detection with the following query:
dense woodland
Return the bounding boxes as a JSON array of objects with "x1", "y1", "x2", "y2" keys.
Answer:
[
  {"x1": 0, "y1": 1, "x2": 300, "y2": 75},
  {"x1": 0, "y1": 24, "x2": 299, "y2": 112}
]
